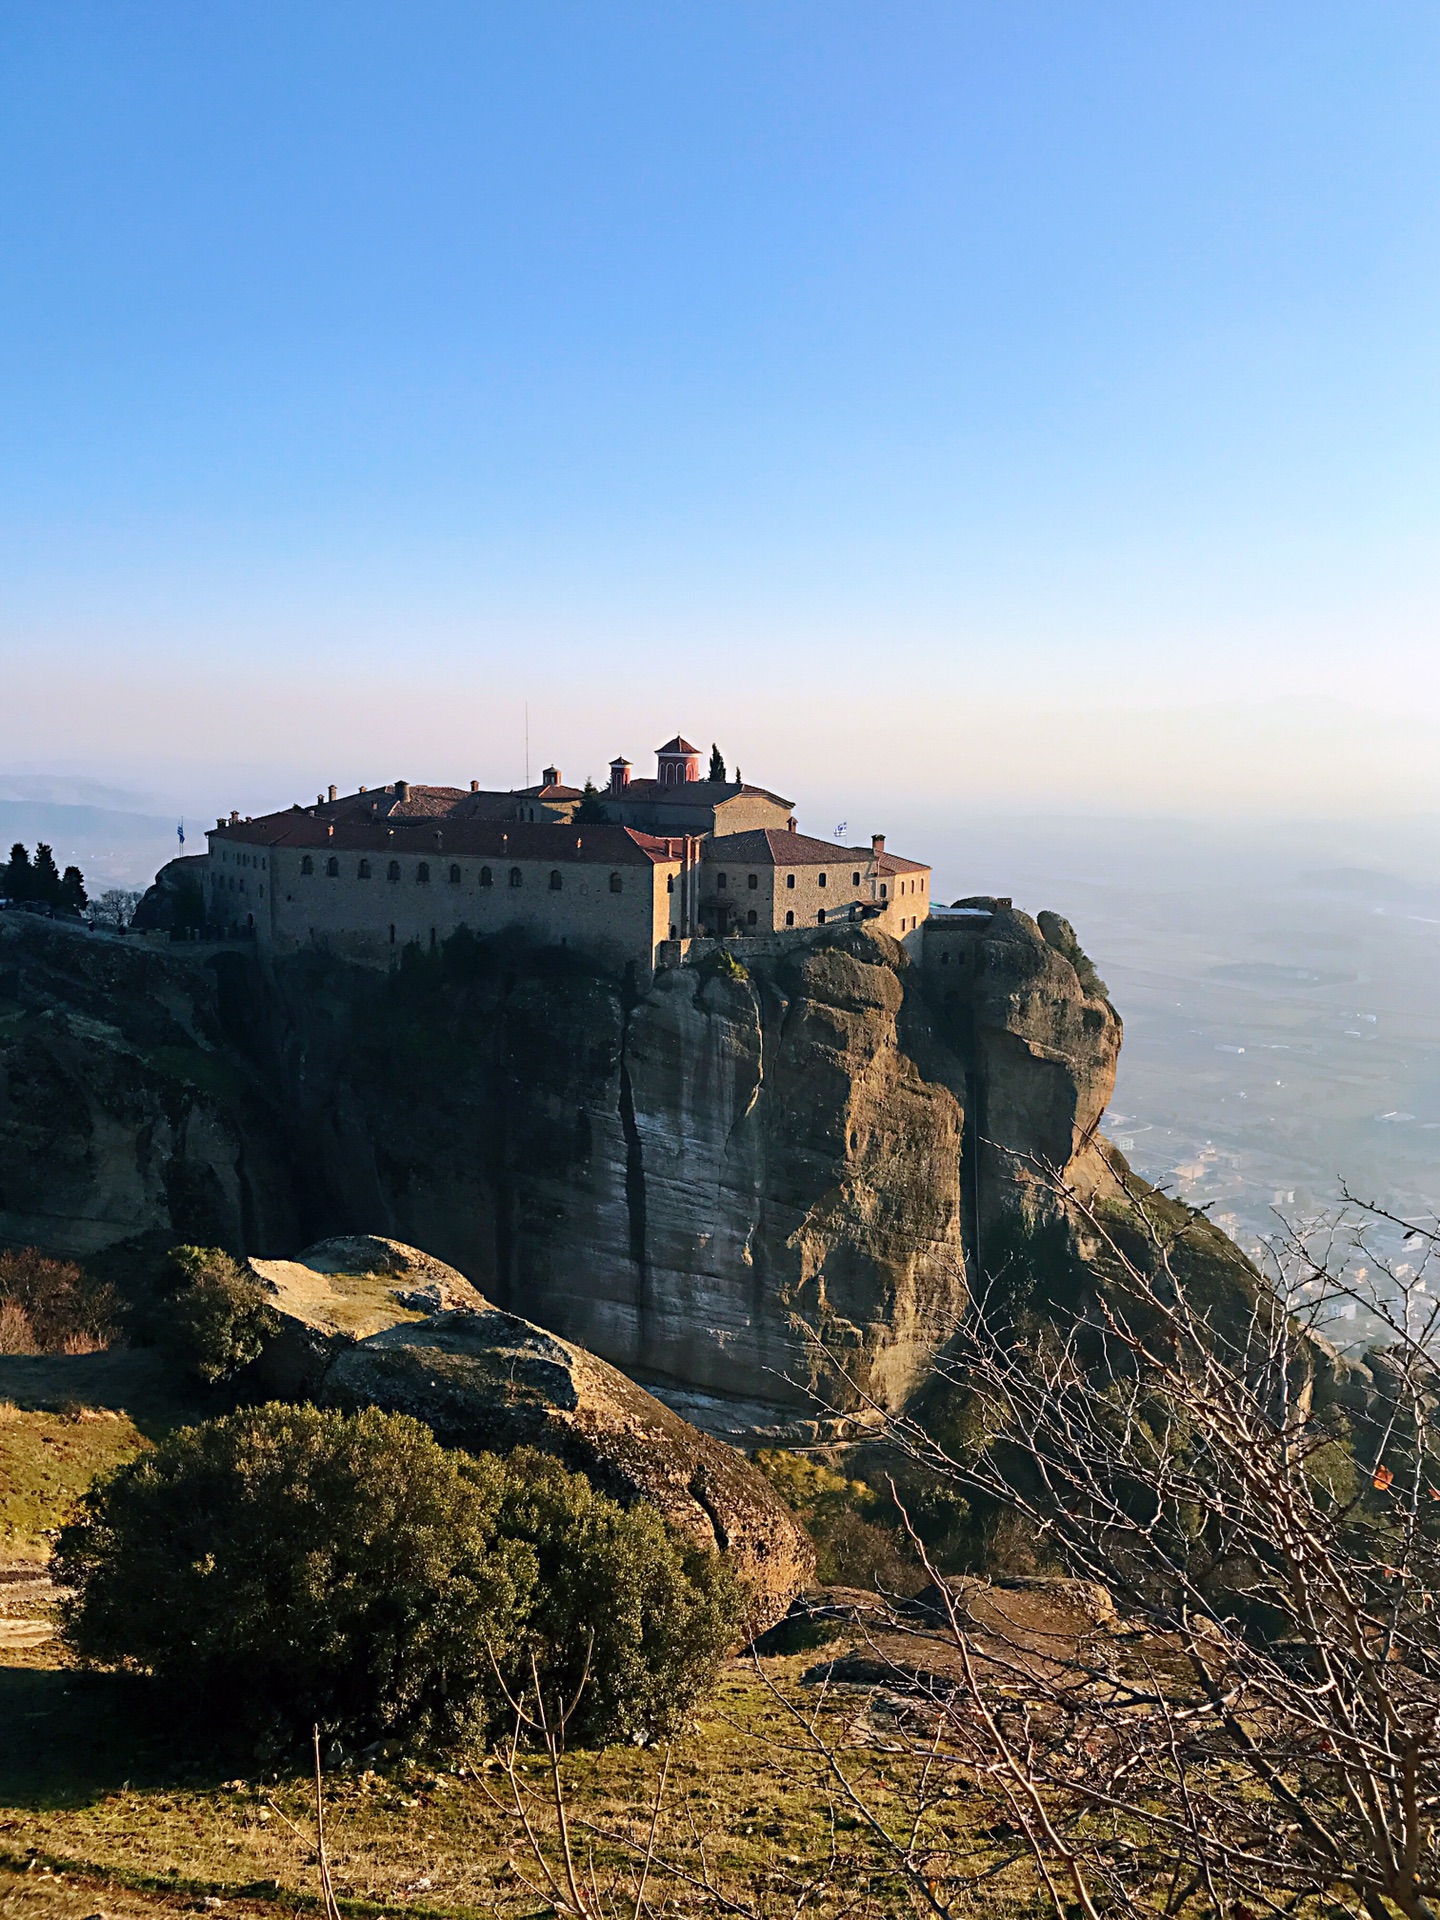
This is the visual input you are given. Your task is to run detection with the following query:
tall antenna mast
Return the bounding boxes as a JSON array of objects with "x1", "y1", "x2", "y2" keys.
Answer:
[{"x1": 524, "y1": 701, "x2": 530, "y2": 788}]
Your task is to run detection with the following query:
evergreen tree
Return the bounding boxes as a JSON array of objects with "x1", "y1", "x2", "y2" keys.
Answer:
[
  {"x1": 60, "y1": 866, "x2": 88, "y2": 915},
  {"x1": 4, "y1": 844, "x2": 31, "y2": 901},
  {"x1": 708, "y1": 744, "x2": 726, "y2": 782},
  {"x1": 32, "y1": 844, "x2": 62, "y2": 907},
  {"x1": 574, "y1": 778, "x2": 610, "y2": 825}
]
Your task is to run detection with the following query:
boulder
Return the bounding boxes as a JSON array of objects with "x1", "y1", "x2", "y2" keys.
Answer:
[
  {"x1": 243, "y1": 1234, "x2": 487, "y2": 1397},
  {"x1": 320, "y1": 1304, "x2": 815, "y2": 1628}
]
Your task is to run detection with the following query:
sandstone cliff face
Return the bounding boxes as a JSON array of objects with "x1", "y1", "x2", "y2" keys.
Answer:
[
  {"x1": 0, "y1": 909, "x2": 1127, "y2": 1424},
  {"x1": 256, "y1": 929, "x2": 972, "y2": 1419},
  {"x1": 952, "y1": 906, "x2": 1122, "y2": 1226},
  {"x1": 0, "y1": 918, "x2": 297, "y2": 1259}
]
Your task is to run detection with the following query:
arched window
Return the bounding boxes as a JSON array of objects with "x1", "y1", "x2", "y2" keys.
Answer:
[
  {"x1": 666, "y1": 875, "x2": 674, "y2": 894},
  {"x1": 416, "y1": 862, "x2": 430, "y2": 883},
  {"x1": 851, "y1": 871, "x2": 861, "y2": 886},
  {"x1": 608, "y1": 872, "x2": 622, "y2": 893},
  {"x1": 325, "y1": 856, "x2": 339, "y2": 877},
  {"x1": 549, "y1": 870, "x2": 562, "y2": 891},
  {"x1": 818, "y1": 872, "x2": 827, "y2": 888},
  {"x1": 817, "y1": 908, "x2": 826, "y2": 924},
  {"x1": 880, "y1": 883, "x2": 888, "y2": 899},
  {"x1": 509, "y1": 867, "x2": 522, "y2": 888},
  {"x1": 449, "y1": 864, "x2": 461, "y2": 884},
  {"x1": 746, "y1": 909, "x2": 757, "y2": 927},
  {"x1": 940, "y1": 950, "x2": 950, "y2": 965},
  {"x1": 747, "y1": 873, "x2": 758, "y2": 890},
  {"x1": 785, "y1": 909, "x2": 795, "y2": 927},
  {"x1": 358, "y1": 859, "x2": 372, "y2": 879},
  {"x1": 388, "y1": 860, "x2": 401, "y2": 881},
  {"x1": 479, "y1": 865, "x2": 493, "y2": 887},
  {"x1": 717, "y1": 872, "x2": 727, "y2": 889},
  {"x1": 785, "y1": 874, "x2": 795, "y2": 890},
  {"x1": 389, "y1": 924, "x2": 396, "y2": 944},
  {"x1": 300, "y1": 855, "x2": 314, "y2": 875}
]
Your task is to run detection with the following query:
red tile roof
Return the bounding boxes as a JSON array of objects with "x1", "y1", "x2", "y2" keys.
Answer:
[
  {"x1": 655, "y1": 735, "x2": 700, "y2": 755},
  {"x1": 706, "y1": 828, "x2": 929, "y2": 872},
  {"x1": 209, "y1": 817, "x2": 680, "y2": 865},
  {"x1": 617, "y1": 779, "x2": 793, "y2": 809}
]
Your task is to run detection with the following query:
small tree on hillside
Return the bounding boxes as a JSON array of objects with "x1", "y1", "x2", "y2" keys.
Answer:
[
  {"x1": 32, "y1": 843, "x2": 62, "y2": 906},
  {"x1": 60, "y1": 864, "x2": 88, "y2": 914},
  {"x1": 3, "y1": 843, "x2": 31, "y2": 900},
  {"x1": 93, "y1": 887, "x2": 142, "y2": 929},
  {"x1": 709, "y1": 744, "x2": 726, "y2": 782}
]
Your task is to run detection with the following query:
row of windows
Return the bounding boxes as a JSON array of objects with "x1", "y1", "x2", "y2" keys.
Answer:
[
  {"x1": 713, "y1": 869, "x2": 867, "y2": 892},
  {"x1": 298, "y1": 854, "x2": 623, "y2": 893},
  {"x1": 218, "y1": 850, "x2": 267, "y2": 871}
]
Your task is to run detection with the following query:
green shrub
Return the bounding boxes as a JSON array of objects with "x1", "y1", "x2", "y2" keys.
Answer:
[
  {"x1": 495, "y1": 1450, "x2": 745, "y2": 1746},
  {"x1": 57, "y1": 1406, "x2": 742, "y2": 1756},
  {"x1": 57, "y1": 1405, "x2": 525, "y2": 1754},
  {"x1": 160, "y1": 1245, "x2": 279, "y2": 1382},
  {"x1": 1037, "y1": 910, "x2": 1108, "y2": 1002},
  {"x1": 754, "y1": 1450, "x2": 923, "y2": 1592}
]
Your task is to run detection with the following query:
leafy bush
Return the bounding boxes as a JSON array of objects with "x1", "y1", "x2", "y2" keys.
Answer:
[
  {"x1": 160, "y1": 1245, "x2": 279, "y2": 1382},
  {"x1": 754, "y1": 1450, "x2": 923, "y2": 1592},
  {"x1": 0, "y1": 1247, "x2": 120, "y2": 1353},
  {"x1": 58, "y1": 1407, "x2": 742, "y2": 1756},
  {"x1": 1036, "y1": 909, "x2": 1108, "y2": 1001},
  {"x1": 494, "y1": 1449, "x2": 745, "y2": 1746}
]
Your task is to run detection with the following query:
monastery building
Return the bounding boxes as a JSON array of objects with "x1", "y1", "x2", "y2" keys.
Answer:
[{"x1": 204, "y1": 735, "x2": 929, "y2": 976}]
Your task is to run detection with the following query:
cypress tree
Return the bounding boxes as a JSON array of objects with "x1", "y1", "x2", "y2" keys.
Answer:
[
  {"x1": 574, "y1": 778, "x2": 610, "y2": 825},
  {"x1": 708, "y1": 744, "x2": 726, "y2": 782},
  {"x1": 60, "y1": 865, "x2": 88, "y2": 914},
  {"x1": 4, "y1": 844, "x2": 31, "y2": 901},
  {"x1": 32, "y1": 844, "x2": 62, "y2": 907}
]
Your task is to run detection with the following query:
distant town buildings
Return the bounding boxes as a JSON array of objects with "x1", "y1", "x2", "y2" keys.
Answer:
[{"x1": 204, "y1": 735, "x2": 931, "y2": 975}]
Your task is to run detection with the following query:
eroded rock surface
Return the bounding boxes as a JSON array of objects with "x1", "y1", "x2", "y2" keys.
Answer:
[
  {"x1": 244, "y1": 1233, "x2": 488, "y2": 1396},
  {"x1": 319, "y1": 1304, "x2": 815, "y2": 1628},
  {"x1": 0, "y1": 906, "x2": 1132, "y2": 1428},
  {"x1": 0, "y1": 916, "x2": 296, "y2": 1259}
]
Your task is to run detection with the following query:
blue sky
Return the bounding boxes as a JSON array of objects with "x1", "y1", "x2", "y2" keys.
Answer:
[{"x1": 3, "y1": 3, "x2": 1439, "y2": 822}]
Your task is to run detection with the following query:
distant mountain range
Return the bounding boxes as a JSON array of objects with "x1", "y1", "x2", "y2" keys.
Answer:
[{"x1": 0, "y1": 788, "x2": 182, "y2": 890}]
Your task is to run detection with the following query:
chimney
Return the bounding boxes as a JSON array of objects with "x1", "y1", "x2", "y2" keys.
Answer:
[
  {"x1": 871, "y1": 833, "x2": 886, "y2": 856},
  {"x1": 609, "y1": 757, "x2": 631, "y2": 795},
  {"x1": 317, "y1": 795, "x2": 324, "y2": 806},
  {"x1": 359, "y1": 785, "x2": 367, "y2": 794},
  {"x1": 216, "y1": 818, "x2": 225, "y2": 831},
  {"x1": 543, "y1": 765, "x2": 560, "y2": 787},
  {"x1": 229, "y1": 810, "x2": 239, "y2": 825},
  {"x1": 327, "y1": 823, "x2": 334, "y2": 838},
  {"x1": 328, "y1": 785, "x2": 337, "y2": 802},
  {"x1": 395, "y1": 780, "x2": 409, "y2": 802},
  {"x1": 470, "y1": 779, "x2": 479, "y2": 792}
]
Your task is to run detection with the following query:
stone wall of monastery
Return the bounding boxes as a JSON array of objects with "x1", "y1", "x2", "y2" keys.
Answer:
[{"x1": 210, "y1": 836, "x2": 679, "y2": 974}]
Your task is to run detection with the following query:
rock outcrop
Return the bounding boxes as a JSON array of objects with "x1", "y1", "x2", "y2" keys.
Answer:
[
  {"x1": 319, "y1": 1304, "x2": 815, "y2": 1628},
  {"x1": 0, "y1": 915, "x2": 297, "y2": 1259},
  {"x1": 244, "y1": 1233, "x2": 488, "y2": 1397},
  {"x1": 0, "y1": 904, "x2": 1130, "y2": 1428}
]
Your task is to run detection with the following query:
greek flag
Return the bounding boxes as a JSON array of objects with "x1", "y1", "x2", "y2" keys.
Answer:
[
  {"x1": 834, "y1": 821, "x2": 847, "y2": 839},
  {"x1": 177, "y1": 819, "x2": 185, "y2": 847}
]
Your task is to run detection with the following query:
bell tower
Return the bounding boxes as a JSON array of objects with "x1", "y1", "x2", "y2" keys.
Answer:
[{"x1": 655, "y1": 735, "x2": 701, "y2": 787}]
